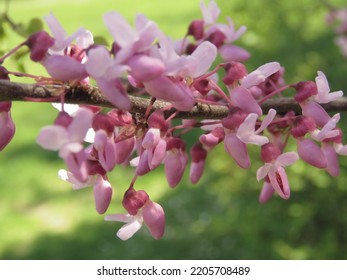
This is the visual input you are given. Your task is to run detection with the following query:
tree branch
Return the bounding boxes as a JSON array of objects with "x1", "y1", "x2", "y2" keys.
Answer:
[{"x1": 0, "y1": 80, "x2": 346, "y2": 119}]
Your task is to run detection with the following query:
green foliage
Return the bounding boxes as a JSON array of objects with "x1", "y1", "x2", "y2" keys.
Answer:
[{"x1": 1, "y1": 0, "x2": 347, "y2": 260}]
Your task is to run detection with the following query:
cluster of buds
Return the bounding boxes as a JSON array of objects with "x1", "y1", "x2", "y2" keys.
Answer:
[{"x1": 0, "y1": 0, "x2": 346, "y2": 240}]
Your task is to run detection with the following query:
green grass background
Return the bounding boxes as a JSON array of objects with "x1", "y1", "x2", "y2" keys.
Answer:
[{"x1": 1, "y1": 0, "x2": 347, "y2": 259}]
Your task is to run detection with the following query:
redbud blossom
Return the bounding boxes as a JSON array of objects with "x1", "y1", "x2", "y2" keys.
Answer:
[
  {"x1": 93, "y1": 175, "x2": 113, "y2": 214},
  {"x1": 0, "y1": 102, "x2": 15, "y2": 151},
  {"x1": 190, "y1": 142, "x2": 207, "y2": 184}
]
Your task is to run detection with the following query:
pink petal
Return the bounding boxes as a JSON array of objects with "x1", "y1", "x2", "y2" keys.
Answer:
[
  {"x1": 36, "y1": 125, "x2": 68, "y2": 150},
  {"x1": 136, "y1": 150, "x2": 151, "y2": 176},
  {"x1": 105, "y1": 213, "x2": 133, "y2": 223},
  {"x1": 231, "y1": 87, "x2": 262, "y2": 116},
  {"x1": 255, "y1": 109, "x2": 277, "y2": 134},
  {"x1": 128, "y1": 55, "x2": 165, "y2": 82},
  {"x1": 103, "y1": 11, "x2": 139, "y2": 48},
  {"x1": 276, "y1": 152, "x2": 299, "y2": 167},
  {"x1": 93, "y1": 176, "x2": 113, "y2": 214},
  {"x1": 259, "y1": 182, "x2": 275, "y2": 204},
  {"x1": 42, "y1": 55, "x2": 87, "y2": 81},
  {"x1": 322, "y1": 144, "x2": 339, "y2": 176},
  {"x1": 219, "y1": 45, "x2": 250, "y2": 62},
  {"x1": 97, "y1": 78, "x2": 131, "y2": 110},
  {"x1": 85, "y1": 46, "x2": 113, "y2": 79},
  {"x1": 142, "y1": 201, "x2": 165, "y2": 240},
  {"x1": 144, "y1": 76, "x2": 195, "y2": 111},
  {"x1": 165, "y1": 151, "x2": 188, "y2": 188},
  {"x1": 301, "y1": 101, "x2": 330, "y2": 127},
  {"x1": 115, "y1": 137, "x2": 135, "y2": 164},
  {"x1": 117, "y1": 215, "x2": 143, "y2": 240},
  {"x1": 224, "y1": 132, "x2": 250, "y2": 169},
  {"x1": 200, "y1": 0, "x2": 220, "y2": 25},
  {"x1": 44, "y1": 12, "x2": 67, "y2": 51},
  {"x1": 68, "y1": 108, "x2": 94, "y2": 142},
  {"x1": 268, "y1": 167, "x2": 290, "y2": 199},
  {"x1": 188, "y1": 41, "x2": 217, "y2": 77},
  {"x1": 256, "y1": 164, "x2": 272, "y2": 181},
  {"x1": 190, "y1": 161, "x2": 205, "y2": 184},
  {"x1": 148, "y1": 138, "x2": 167, "y2": 169},
  {"x1": 241, "y1": 62, "x2": 280, "y2": 88},
  {"x1": 0, "y1": 111, "x2": 15, "y2": 151},
  {"x1": 142, "y1": 128, "x2": 160, "y2": 149},
  {"x1": 297, "y1": 138, "x2": 327, "y2": 168}
]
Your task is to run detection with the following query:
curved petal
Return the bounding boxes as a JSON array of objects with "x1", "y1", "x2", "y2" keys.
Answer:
[
  {"x1": 255, "y1": 109, "x2": 277, "y2": 134},
  {"x1": 231, "y1": 87, "x2": 262, "y2": 116},
  {"x1": 37, "y1": 125, "x2": 68, "y2": 151},
  {"x1": 219, "y1": 44, "x2": 250, "y2": 62},
  {"x1": 142, "y1": 201, "x2": 165, "y2": 240},
  {"x1": 116, "y1": 216, "x2": 143, "y2": 240},
  {"x1": 256, "y1": 163, "x2": 272, "y2": 181},
  {"x1": 93, "y1": 176, "x2": 113, "y2": 214},
  {"x1": 68, "y1": 108, "x2": 94, "y2": 142},
  {"x1": 297, "y1": 138, "x2": 327, "y2": 168},
  {"x1": 322, "y1": 144, "x2": 339, "y2": 177},
  {"x1": 189, "y1": 41, "x2": 217, "y2": 78},
  {"x1": 268, "y1": 167, "x2": 290, "y2": 199},
  {"x1": 241, "y1": 62, "x2": 280, "y2": 89},
  {"x1": 276, "y1": 152, "x2": 299, "y2": 167},
  {"x1": 259, "y1": 181, "x2": 275, "y2": 204},
  {"x1": 103, "y1": 11, "x2": 139, "y2": 48},
  {"x1": 224, "y1": 132, "x2": 250, "y2": 169}
]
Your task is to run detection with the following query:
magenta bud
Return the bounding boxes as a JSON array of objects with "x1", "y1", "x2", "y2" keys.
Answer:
[
  {"x1": 148, "y1": 110, "x2": 168, "y2": 132},
  {"x1": 187, "y1": 19, "x2": 204, "y2": 40},
  {"x1": 122, "y1": 188, "x2": 149, "y2": 216},
  {"x1": 223, "y1": 62, "x2": 248, "y2": 85},
  {"x1": 292, "y1": 81, "x2": 318, "y2": 103},
  {"x1": 207, "y1": 30, "x2": 226, "y2": 48},
  {"x1": 194, "y1": 79, "x2": 210, "y2": 96},
  {"x1": 185, "y1": 43, "x2": 198, "y2": 55},
  {"x1": 25, "y1": 31, "x2": 55, "y2": 62},
  {"x1": 291, "y1": 116, "x2": 316, "y2": 138},
  {"x1": 0, "y1": 66, "x2": 10, "y2": 80},
  {"x1": 222, "y1": 107, "x2": 248, "y2": 130},
  {"x1": 260, "y1": 143, "x2": 281, "y2": 163},
  {"x1": 54, "y1": 111, "x2": 73, "y2": 128},
  {"x1": 0, "y1": 101, "x2": 12, "y2": 112},
  {"x1": 92, "y1": 113, "x2": 115, "y2": 135}
]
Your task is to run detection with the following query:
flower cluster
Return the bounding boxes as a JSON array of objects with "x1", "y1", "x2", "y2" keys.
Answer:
[{"x1": 0, "y1": 0, "x2": 346, "y2": 240}]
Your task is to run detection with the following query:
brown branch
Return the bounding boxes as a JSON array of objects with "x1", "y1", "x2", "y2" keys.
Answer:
[{"x1": 0, "y1": 80, "x2": 347, "y2": 119}]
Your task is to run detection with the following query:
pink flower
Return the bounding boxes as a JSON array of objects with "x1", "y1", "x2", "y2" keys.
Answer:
[
  {"x1": 105, "y1": 189, "x2": 165, "y2": 240},
  {"x1": 257, "y1": 144, "x2": 299, "y2": 199},
  {"x1": 36, "y1": 108, "x2": 94, "y2": 159},
  {"x1": 44, "y1": 12, "x2": 91, "y2": 54},
  {"x1": 103, "y1": 12, "x2": 159, "y2": 64},
  {"x1": 236, "y1": 109, "x2": 276, "y2": 145},
  {"x1": 313, "y1": 71, "x2": 343, "y2": 103},
  {"x1": 85, "y1": 46, "x2": 131, "y2": 110},
  {"x1": 0, "y1": 102, "x2": 15, "y2": 151},
  {"x1": 93, "y1": 130, "x2": 117, "y2": 172},
  {"x1": 241, "y1": 62, "x2": 281, "y2": 89}
]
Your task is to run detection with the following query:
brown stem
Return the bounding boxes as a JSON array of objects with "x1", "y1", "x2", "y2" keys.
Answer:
[{"x1": 0, "y1": 80, "x2": 347, "y2": 119}]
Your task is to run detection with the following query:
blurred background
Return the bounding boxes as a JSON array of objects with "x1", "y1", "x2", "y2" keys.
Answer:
[{"x1": 1, "y1": 0, "x2": 347, "y2": 259}]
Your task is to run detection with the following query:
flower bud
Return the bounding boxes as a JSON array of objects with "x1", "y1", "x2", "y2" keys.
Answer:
[
  {"x1": 207, "y1": 30, "x2": 226, "y2": 48},
  {"x1": 292, "y1": 81, "x2": 317, "y2": 103},
  {"x1": 122, "y1": 188, "x2": 149, "y2": 215},
  {"x1": 0, "y1": 102, "x2": 15, "y2": 151},
  {"x1": 223, "y1": 62, "x2": 247, "y2": 85},
  {"x1": 291, "y1": 116, "x2": 316, "y2": 138},
  {"x1": 222, "y1": 107, "x2": 248, "y2": 130},
  {"x1": 260, "y1": 143, "x2": 281, "y2": 163},
  {"x1": 25, "y1": 31, "x2": 55, "y2": 62},
  {"x1": 187, "y1": 19, "x2": 204, "y2": 40},
  {"x1": 190, "y1": 142, "x2": 207, "y2": 184}
]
